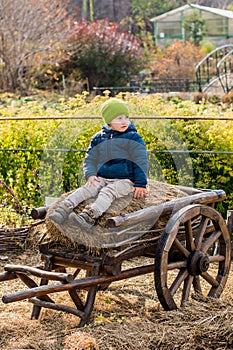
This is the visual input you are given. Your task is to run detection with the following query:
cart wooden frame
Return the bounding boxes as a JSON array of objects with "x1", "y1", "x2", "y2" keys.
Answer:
[{"x1": 0, "y1": 187, "x2": 231, "y2": 327}]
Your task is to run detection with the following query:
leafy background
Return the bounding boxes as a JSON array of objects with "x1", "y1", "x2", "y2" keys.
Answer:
[{"x1": 0, "y1": 92, "x2": 232, "y2": 225}]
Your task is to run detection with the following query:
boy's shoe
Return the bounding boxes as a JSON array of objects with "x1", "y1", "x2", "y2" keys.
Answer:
[
  {"x1": 48, "y1": 201, "x2": 73, "y2": 224},
  {"x1": 69, "y1": 209, "x2": 96, "y2": 231}
]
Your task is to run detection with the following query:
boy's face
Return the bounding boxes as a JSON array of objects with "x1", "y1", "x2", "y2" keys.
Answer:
[{"x1": 109, "y1": 115, "x2": 129, "y2": 132}]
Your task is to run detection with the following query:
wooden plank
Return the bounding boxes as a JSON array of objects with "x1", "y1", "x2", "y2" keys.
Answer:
[
  {"x1": 4, "y1": 264, "x2": 74, "y2": 283},
  {"x1": 0, "y1": 271, "x2": 17, "y2": 282},
  {"x1": 107, "y1": 190, "x2": 226, "y2": 228},
  {"x1": 29, "y1": 297, "x2": 85, "y2": 318}
]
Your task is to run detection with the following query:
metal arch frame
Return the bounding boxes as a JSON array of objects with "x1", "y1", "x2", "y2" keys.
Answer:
[
  {"x1": 195, "y1": 44, "x2": 233, "y2": 92},
  {"x1": 216, "y1": 49, "x2": 233, "y2": 93}
]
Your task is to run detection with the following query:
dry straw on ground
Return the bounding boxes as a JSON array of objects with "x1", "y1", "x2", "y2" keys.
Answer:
[{"x1": 0, "y1": 250, "x2": 232, "y2": 350}]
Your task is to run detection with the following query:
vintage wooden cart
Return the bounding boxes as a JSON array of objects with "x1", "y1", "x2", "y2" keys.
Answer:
[{"x1": 0, "y1": 186, "x2": 232, "y2": 327}]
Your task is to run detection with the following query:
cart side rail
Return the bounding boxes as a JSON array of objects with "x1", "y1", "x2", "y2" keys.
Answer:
[{"x1": 107, "y1": 190, "x2": 226, "y2": 228}]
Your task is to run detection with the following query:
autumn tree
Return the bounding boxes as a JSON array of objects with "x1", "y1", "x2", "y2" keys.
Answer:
[
  {"x1": 60, "y1": 19, "x2": 145, "y2": 89},
  {"x1": 150, "y1": 40, "x2": 204, "y2": 80},
  {"x1": 0, "y1": 0, "x2": 73, "y2": 92}
]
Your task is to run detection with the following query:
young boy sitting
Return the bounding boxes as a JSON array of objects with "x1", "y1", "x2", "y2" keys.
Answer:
[{"x1": 49, "y1": 98, "x2": 148, "y2": 231}]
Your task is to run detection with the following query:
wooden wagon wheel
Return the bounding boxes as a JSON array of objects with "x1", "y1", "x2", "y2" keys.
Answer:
[{"x1": 154, "y1": 204, "x2": 231, "y2": 310}]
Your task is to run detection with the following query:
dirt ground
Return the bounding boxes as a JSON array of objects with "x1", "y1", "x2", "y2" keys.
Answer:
[{"x1": 0, "y1": 235, "x2": 232, "y2": 350}]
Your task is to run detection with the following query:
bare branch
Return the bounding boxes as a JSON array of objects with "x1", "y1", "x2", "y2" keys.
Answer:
[{"x1": 0, "y1": 0, "x2": 73, "y2": 92}]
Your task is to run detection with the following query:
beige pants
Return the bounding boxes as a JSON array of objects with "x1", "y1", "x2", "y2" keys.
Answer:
[{"x1": 65, "y1": 177, "x2": 133, "y2": 217}]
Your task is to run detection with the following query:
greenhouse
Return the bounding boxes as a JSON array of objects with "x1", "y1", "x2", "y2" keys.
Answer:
[{"x1": 150, "y1": 3, "x2": 233, "y2": 46}]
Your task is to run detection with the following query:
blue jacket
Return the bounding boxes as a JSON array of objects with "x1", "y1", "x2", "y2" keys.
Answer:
[{"x1": 83, "y1": 122, "x2": 148, "y2": 188}]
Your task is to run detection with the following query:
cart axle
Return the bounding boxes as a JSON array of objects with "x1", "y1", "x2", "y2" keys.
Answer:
[{"x1": 188, "y1": 250, "x2": 210, "y2": 276}]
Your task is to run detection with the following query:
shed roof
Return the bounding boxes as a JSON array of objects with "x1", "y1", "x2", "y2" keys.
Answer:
[{"x1": 150, "y1": 3, "x2": 233, "y2": 22}]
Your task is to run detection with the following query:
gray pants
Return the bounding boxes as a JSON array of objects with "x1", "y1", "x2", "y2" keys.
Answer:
[{"x1": 65, "y1": 177, "x2": 133, "y2": 217}]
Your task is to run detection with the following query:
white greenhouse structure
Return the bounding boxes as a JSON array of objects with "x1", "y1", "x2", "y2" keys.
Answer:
[{"x1": 150, "y1": 3, "x2": 233, "y2": 47}]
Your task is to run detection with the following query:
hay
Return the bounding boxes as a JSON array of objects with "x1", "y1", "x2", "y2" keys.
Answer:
[
  {"x1": 77, "y1": 297, "x2": 233, "y2": 350},
  {"x1": 63, "y1": 331, "x2": 99, "y2": 350},
  {"x1": 44, "y1": 180, "x2": 188, "y2": 250}
]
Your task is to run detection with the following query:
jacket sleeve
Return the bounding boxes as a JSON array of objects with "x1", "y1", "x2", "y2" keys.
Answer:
[
  {"x1": 129, "y1": 133, "x2": 148, "y2": 187},
  {"x1": 83, "y1": 136, "x2": 99, "y2": 180}
]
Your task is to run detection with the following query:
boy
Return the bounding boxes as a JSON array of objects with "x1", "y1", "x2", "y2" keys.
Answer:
[{"x1": 49, "y1": 98, "x2": 148, "y2": 231}]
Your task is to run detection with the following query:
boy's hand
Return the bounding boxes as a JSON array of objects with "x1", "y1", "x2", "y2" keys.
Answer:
[
  {"x1": 133, "y1": 186, "x2": 147, "y2": 199},
  {"x1": 86, "y1": 175, "x2": 100, "y2": 187}
]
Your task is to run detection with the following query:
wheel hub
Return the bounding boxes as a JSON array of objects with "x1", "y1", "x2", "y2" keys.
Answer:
[{"x1": 187, "y1": 250, "x2": 210, "y2": 276}]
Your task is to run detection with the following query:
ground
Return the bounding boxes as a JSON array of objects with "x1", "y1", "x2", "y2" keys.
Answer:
[{"x1": 0, "y1": 238, "x2": 232, "y2": 350}]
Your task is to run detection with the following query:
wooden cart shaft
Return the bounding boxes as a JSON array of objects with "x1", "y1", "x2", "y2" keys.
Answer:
[{"x1": 1, "y1": 263, "x2": 155, "y2": 304}]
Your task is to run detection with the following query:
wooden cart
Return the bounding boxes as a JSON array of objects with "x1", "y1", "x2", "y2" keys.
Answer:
[{"x1": 0, "y1": 187, "x2": 232, "y2": 327}]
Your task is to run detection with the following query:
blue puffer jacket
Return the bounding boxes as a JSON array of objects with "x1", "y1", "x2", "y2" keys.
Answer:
[{"x1": 83, "y1": 122, "x2": 148, "y2": 188}]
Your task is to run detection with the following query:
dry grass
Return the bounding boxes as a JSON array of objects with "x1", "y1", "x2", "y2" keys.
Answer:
[{"x1": 0, "y1": 245, "x2": 232, "y2": 350}]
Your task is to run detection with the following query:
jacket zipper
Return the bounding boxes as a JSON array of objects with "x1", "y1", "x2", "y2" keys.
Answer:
[{"x1": 107, "y1": 131, "x2": 113, "y2": 163}]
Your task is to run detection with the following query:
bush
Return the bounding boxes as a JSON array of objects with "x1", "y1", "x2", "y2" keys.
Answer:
[
  {"x1": 149, "y1": 40, "x2": 204, "y2": 80},
  {"x1": 193, "y1": 92, "x2": 208, "y2": 104},
  {"x1": 222, "y1": 90, "x2": 233, "y2": 105},
  {"x1": 58, "y1": 19, "x2": 145, "y2": 90}
]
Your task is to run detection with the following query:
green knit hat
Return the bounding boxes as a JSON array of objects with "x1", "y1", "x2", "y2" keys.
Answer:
[{"x1": 100, "y1": 98, "x2": 129, "y2": 124}]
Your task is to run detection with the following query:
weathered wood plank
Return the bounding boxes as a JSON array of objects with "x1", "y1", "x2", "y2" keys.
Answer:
[
  {"x1": 107, "y1": 190, "x2": 226, "y2": 228},
  {"x1": 29, "y1": 297, "x2": 85, "y2": 318},
  {"x1": 4, "y1": 264, "x2": 74, "y2": 283},
  {"x1": 0, "y1": 270, "x2": 17, "y2": 282}
]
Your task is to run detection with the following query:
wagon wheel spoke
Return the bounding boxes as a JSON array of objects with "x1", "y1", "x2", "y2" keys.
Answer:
[
  {"x1": 170, "y1": 269, "x2": 189, "y2": 296},
  {"x1": 184, "y1": 219, "x2": 195, "y2": 251},
  {"x1": 168, "y1": 261, "x2": 187, "y2": 270},
  {"x1": 193, "y1": 276, "x2": 202, "y2": 294},
  {"x1": 201, "y1": 230, "x2": 222, "y2": 253},
  {"x1": 209, "y1": 255, "x2": 225, "y2": 262},
  {"x1": 154, "y1": 204, "x2": 231, "y2": 311},
  {"x1": 173, "y1": 238, "x2": 189, "y2": 257},
  {"x1": 181, "y1": 275, "x2": 194, "y2": 305},
  {"x1": 167, "y1": 237, "x2": 188, "y2": 269},
  {"x1": 201, "y1": 271, "x2": 219, "y2": 288},
  {"x1": 194, "y1": 217, "x2": 210, "y2": 250}
]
